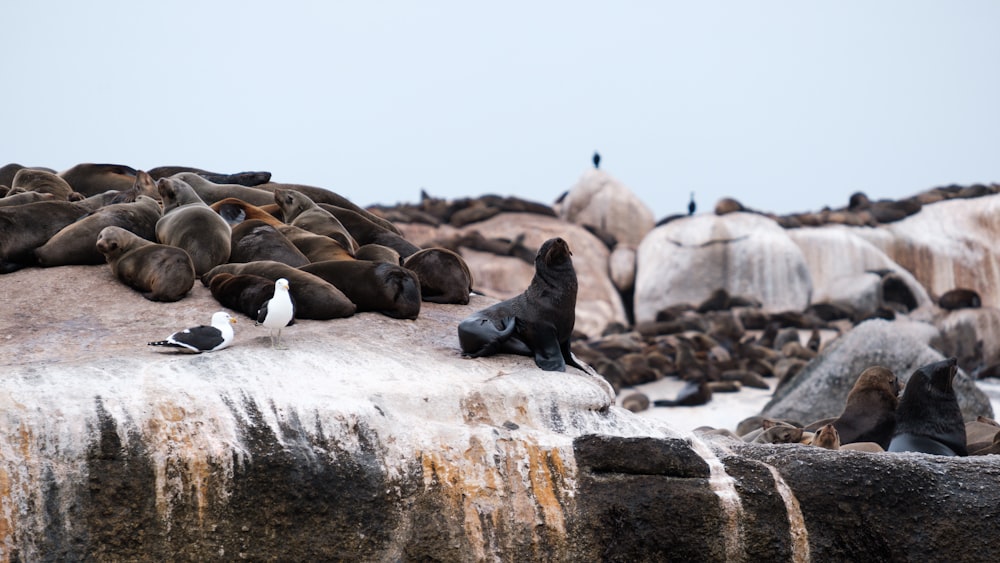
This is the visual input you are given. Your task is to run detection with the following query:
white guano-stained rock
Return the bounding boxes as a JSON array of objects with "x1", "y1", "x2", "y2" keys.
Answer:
[{"x1": 634, "y1": 212, "x2": 813, "y2": 323}]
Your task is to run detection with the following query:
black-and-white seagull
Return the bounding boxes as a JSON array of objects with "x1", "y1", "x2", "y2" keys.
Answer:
[
  {"x1": 256, "y1": 277, "x2": 295, "y2": 349},
  {"x1": 148, "y1": 311, "x2": 237, "y2": 353}
]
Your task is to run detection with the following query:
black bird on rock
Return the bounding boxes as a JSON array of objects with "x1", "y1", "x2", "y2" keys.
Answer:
[
  {"x1": 592, "y1": 151, "x2": 601, "y2": 169},
  {"x1": 688, "y1": 192, "x2": 696, "y2": 215}
]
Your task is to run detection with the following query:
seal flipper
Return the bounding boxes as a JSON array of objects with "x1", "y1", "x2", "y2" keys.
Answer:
[
  {"x1": 458, "y1": 313, "x2": 519, "y2": 358},
  {"x1": 530, "y1": 324, "x2": 567, "y2": 372},
  {"x1": 560, "y1": 340, "x2": 585, "y2": 371}
]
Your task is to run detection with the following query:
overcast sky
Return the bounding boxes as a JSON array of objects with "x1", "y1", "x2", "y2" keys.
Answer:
[{"x1": 4, "y1": 2, "x2": 999, "y2": 219}]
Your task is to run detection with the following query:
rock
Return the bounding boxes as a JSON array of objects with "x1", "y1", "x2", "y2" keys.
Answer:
[
  {"x1": 634, "y1": 213, "x2": 812, "y2": 323},
  {"x1": 555, "y1": 168, "x2": 655, "y2": 247},
  {"x1": 763, "y1": 319, "x2": 994, "y2": 424},
  {"x1": 608, "y1": 243, "x2": 636, "y2": 293},
  {"x1": 932, "y1": 307, "x2": 1000, "y2": 373}
]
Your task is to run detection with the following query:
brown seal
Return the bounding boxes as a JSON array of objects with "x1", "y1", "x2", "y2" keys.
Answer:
[
  {"x1": 812, "y1": 424, "x2": 841, "y2": 450},
  {"x1": 457, "y1": 237, "x2": 582, "y2": 372},
  {"x1": 318, "y1": 203, "x2": 420, "y2": 258},
  {"x1": 171, "y1": 172, "x2": 275, "y2": 206},
  {"x1": 229, "y1": 219, "x2": 310, "y2": 267},
  {"x1": 816, "y1": 366, "x2": 901, "y2": 449},
  {"x1": 58, "y1": 163, "x2": 138, "y2": 197},
  {"x1": 938, "y1": 288, "x2": 982, "y2": 310},
  {"x1": 210, "y1": 198, "x2": 283, "y2": 226},
  {"x1": 35, "y1": 195, "x2": 163, "y2": 267},
  {"x1": 12, "y1": 169, "x2": 78, "y2": 200},
  {"x1": 96, "y1": 226, "x2": 195, "y2": 302},
  {"x1": 203, "y1": 260, "x2": 356, "y2": 320},
  {"x1": 147, "y1": 166, "x2": 271, "y2": 187},
  {"x1": 354, "y1": 244, "x2": 401, "y2": 264},
  {"x1": 154, "y1": 176, "x2": 232, "y2": 275},
  {"x1": 0, "y1": 200, "x2": 90, "y2": 273},
  {"x1": 273, "y1": 188, "x2": 359, "y2": 253},
  {"x1": 0, "y1": 191, "x2": 58, "y2": 207},
  {"x1": 207, "y1": 272, "x2": 282, "y2": 321},
  {"x1": 403, "y1": 247, "x2": 474, "y2": 305},
  {"x1": 276, "y1": 224, "x2": 355, "y2": 262},
  {"x1": 300, "y1": 260, "x2": 422, "y2": 320}
]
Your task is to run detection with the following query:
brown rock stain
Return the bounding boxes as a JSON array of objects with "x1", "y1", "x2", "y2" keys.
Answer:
[
  {"x1": 144, "y1": 401, "x2": 216, "y2": 527},
  {"x1": 419, "y1": 434, "x2": 573, "y2": 558}
]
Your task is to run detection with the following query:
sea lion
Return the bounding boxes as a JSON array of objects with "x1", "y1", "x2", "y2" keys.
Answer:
[
  {"x1": 171, "y1": 172, "x2": 276, "y2": 206},
  {"x1": 752, "y1": 424, "x2": 804, "y2": 445},
  {"x1": 299, "y1": 259, "x2": 421, "y2": 320},
  {"x1": 457, "y1": 237, "x2": 582, "y2": 372},
  {"x1": 812, "y1": 424, "x2": 841, "y2": 450},
  {"x1": 354, "y1": 244, "x2": 401, "y2": 264},
  {"x1": 0, "y1": 191, "x2": 58, "y2": 207},
  {"x1": 0, "y1": 200, "x2": 90, "y2": 273},
  {"x1": 256, "y1": 181, "x2": 402, "y2": 235},
  {"x1": 96, "y1": 226, "x2": 196, "y2": 302},
  {"x1": 318, "y1": 203, "x2": 421, "y2": 258},
  {"x1": 35, "y1": 195, "x2": 163, "y2": 267},
  {"x1": 824, "y1": 366, "x2": 902, "y2": 449},
  {"x1": 938, "y1": 288, "x2": 982, "y2": 310},
  {"x1": 210, "y1": 197, "x2": 283, "y2": 226},
  {"x1": 154, "y1": 176, "x2": 232, "y2": 276},
  {"x1": 207, "y1": 272, "x2": 281, "y2": 321},
  {"x1": 229, "y1": 219, "x2": 310, "y2": 267},
  {"x1": 273, "y1": 188, "x2": 359, "y2": 253},
  {"x1": 276, "y1": 224, "x2": 355, "y2": 262},
  {"x1": 58, "y1": 163, "x2": 138, "y2": 197},
  {"x1": 652, "y1": 380, "x2": 712, "y2": 407},
  {"x1": 888, "y1": 357, "x2": 967, "y2": 456},
  {"x1": 203, "y1": 260, "x2": 356, "y2": 320},
  {"x1": 12, "y1": 169, "x2": 77, "y2": 200},
  {"x1": 147, "y1": 166, "x2": 271, "y2": 187},
  {"x1": 403, "y1": 247, "x2": 474, "y2": 305}
]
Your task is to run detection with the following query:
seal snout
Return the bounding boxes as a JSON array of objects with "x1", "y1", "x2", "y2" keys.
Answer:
[
  {"x1": 929, "y1": 357, "x2": 959, "y2": 393},
  {"x1": 541, "y1": 237, "x2": 572, "y2": 266}
]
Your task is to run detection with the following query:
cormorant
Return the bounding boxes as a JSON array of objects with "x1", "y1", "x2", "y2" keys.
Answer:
[
  {"x1": 688, "y1": 192, "x2": 696, "y2": 215},
  {"x1": 592, "y1": 151, "x2": 601, "y2": 169}
]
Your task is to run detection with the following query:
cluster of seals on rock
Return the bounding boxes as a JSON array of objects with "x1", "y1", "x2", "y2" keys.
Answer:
[
  {"x1": 96, "y1": 225, "x2": 196, "y2": 302},
  {"x1": 369, "y1": 190, "x2": 556, "y2": 229},
  {"x1": 273, "y1": 188, "x2": 359, "y2": 254},
  {"x1": 203, "y1": 260, "x2": 356, "y2": 320},
  {"x1": 458, "y1": 237, "x2": 582, "y2": 372}
]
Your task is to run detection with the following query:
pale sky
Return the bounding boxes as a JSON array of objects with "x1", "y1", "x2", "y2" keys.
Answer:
[{"x1": 4, "y1": 2, "x2": 999, "y2": 220}]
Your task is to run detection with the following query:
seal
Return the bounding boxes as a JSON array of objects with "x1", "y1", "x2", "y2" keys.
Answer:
[
  {"x1": 256, "y1": 181, "x2": 402, "y2": 235},
  {"x1": 96, "y1": 225, "x2": 196, "y2": 302},
  {"x1": 154, "y1": 176, "x2": 232, "y2": 275},
  {"x1": 829, "y1": 366, "x2": 901, "y2": 449},
  {"x1": 403, "y1": 247, "x2": 474, "y2": 305},
  {"x1": 276, "y1": 224, "x2": 355, "y2": 262},
  {"x1": 273, "y1": 188, "x2": 359, "y2": 253},
  {"x1": 457, "y1": 237, "x2": 582, "y2": 372},
  {"x1": 203, "y1": 260, "x2": 356, "y2": 320},
  {"x1": 938, "y1": 288, "x2": 981, "y2": 310},
  {"x1": 230, "y1": 219, "x2": 310, "y2": 267},
  {"x1": 207, "y1": 272, "x2": 279, "y2": 320},
  {"x1": 300, "y1": 259, "x2": 422, "y2": 320},
  {"x1": 354, "y1": 244, "x2": 401, "y2": 264},
  {"x1": 35, "y1": 195, "x2": 163, "y2": 267},
  {"x1": 58, "y1": 163, "x2": 138, "y2": 197},
  {"x1": 812, "y1": 424, "x2": 841, "y2": 450},
  {"x1": 888, "y1": 357, "x2": 967, "y2": 456},
  {"x1": 652, "y1": 380, "x2": 712, "y2": 407},
  {"x1": 0, "y1": 200, "x2": 90, "y2": 273},
  {"x1": 147, "y1": 166, "x2": 271, "y2": 187},
  {"x1": 319, "y1": 203, "x2": 421, "y2": 258},
  {"x1": 171, "y1": 172, "x2": 276, "y2": 207},
  {"x1": 0, "y1": 191, "x2": 58, "y2": 207},
  {"x1": 210, "y1": 197, "x2": 283, "y2": 226},
  {"x1": 12, "y1": 169, "x2": 78, "y2": 200}
]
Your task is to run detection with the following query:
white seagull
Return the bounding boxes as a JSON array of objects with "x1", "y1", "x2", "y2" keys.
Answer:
[
  {"x1": 148, "y1": 311, "x2": 237, "y2": 353},
  {"x1": 256, "y1": 278, "x2": 295, "y2": 349}
]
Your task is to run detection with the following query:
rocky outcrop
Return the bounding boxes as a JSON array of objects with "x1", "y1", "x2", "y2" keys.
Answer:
[
  {"x1": 634, "y1": 212, "x2": 813, "y2": 323},
  {"x1": 555, "y1": 169, "x2": 655, "y2": 248},
  {"x1": 762, "y1": 319, "x2": 994, "y2": 424}
]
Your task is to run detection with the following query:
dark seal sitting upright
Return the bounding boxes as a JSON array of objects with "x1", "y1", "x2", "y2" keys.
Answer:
[
  {"x1": 457, "y1": 237, "x2": 582, "y2": 372},
  {"x1": 888, "y1": 357, "x2": 968, "y2": 456}
]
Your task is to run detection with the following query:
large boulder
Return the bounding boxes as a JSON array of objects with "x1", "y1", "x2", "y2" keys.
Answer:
[
  {"x1": 634, "y1": 212, "x2": 813, "y2": 323},
  {"x1": 788, "y1": 225, "x2": 932, "y2": 313},
  {"x1": 853, "y1": 194, "x2": 1000, "y2": 308},
  {"x1": 762, "y1": 319, "x2": 994, "y2": 424},
  {"x1": 555, "y1": 168, "x2": 655, "y2": 248}
]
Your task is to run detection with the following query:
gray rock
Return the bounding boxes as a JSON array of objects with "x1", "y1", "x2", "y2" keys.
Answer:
[{"x1": 763, "y1": 319, "x2": 994, "y2": 424}]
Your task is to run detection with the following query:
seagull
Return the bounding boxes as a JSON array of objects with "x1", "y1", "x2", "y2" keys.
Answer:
[
  {"x1": 148, "y1": 311, "x2": 237, "y2": 353},
  {"x1": 592, "y1": 151, "x2": 601, "y2": 169},
  {"x1": 256, "y1": 278, "x2": 295, "y2": 349}
]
